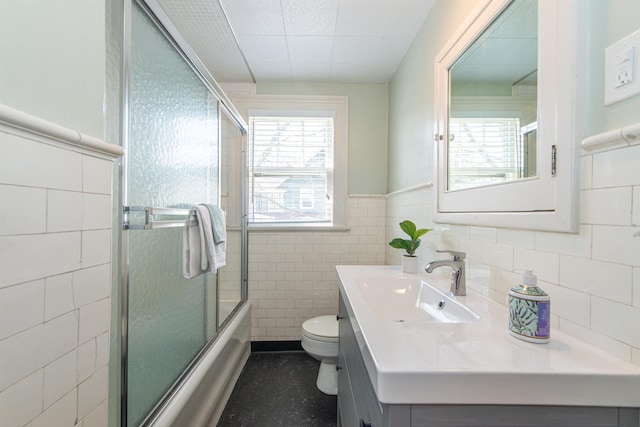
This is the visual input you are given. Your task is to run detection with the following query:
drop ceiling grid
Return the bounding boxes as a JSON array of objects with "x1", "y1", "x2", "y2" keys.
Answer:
[
  {"x1": 156, "y1": 0, "x2": 254, "y2": 82},
  {"x1": 280, "y1": 0, "x2": 338, "y2": 36},
  {"x1": 154, "y1": 0, "x2": 437, "y2": 83}
]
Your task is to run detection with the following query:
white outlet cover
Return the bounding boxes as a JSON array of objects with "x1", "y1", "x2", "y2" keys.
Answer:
[{"x1": 605, "y1": 29, "x2": 640, "y2": 105}]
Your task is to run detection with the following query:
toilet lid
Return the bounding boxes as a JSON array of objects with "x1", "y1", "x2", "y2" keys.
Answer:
[{"x1": 303, "y1": 315, "x2": 338, "y2": 339}]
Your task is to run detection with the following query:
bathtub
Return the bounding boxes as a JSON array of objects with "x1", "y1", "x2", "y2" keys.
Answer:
[{"x1": 149, "y1": 301, "x2": 251, "y2": 427}]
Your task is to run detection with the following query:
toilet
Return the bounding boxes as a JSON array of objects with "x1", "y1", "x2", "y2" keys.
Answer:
[{"x1": 301, "y1": 315, "x2": 339, "y2": 395}]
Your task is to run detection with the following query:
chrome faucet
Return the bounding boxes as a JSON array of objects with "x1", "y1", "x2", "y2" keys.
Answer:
[{"x1": 425, "y1": 250, "x2": 467, "y2": 296}]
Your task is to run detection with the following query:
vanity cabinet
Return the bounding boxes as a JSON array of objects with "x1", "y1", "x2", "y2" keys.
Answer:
[
  {"x1": 337, "y1": 292, "x2": 639, "y2": 427},
  {"x1": 337, "y1": 295, "x2": 396, "y2": 427}
]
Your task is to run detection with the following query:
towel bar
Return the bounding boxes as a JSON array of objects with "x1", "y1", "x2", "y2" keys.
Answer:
[{"x1": 123, "y1": 206, "x2": 196, "y2": 230}]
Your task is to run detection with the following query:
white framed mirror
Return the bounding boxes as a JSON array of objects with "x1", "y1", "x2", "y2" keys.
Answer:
[{"x1": 433, "y1": 0, "x2": 585, "y2": 232}]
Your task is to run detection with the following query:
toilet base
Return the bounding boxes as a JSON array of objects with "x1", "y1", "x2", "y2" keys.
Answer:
[{"x1": 316, "y1": 360, "x2": 338, "y2": 395}]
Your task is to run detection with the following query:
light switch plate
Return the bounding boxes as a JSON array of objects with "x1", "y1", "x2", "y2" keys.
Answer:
[{"x1": 604, "y1": 29, "x2": 640, "y2": 105}]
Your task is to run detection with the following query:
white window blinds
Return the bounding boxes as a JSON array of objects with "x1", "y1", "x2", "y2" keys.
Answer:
[
  {"x1": 248, "y1": 116, "x2": 334, "y2": 224},
  {"x1": 448, "y1": 117, "x2": 522, "y2": 191}
]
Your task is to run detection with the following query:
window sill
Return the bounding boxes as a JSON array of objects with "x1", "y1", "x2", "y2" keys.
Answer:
[{"x1": 248, "y1": 224, "x2": 350, "y2": 232}]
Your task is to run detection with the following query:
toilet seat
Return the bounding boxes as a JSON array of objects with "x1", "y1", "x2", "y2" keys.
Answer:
[
  {"x1": 303, "y1": 330, "x2": 338, "y2": 343},
  {"x1": 302, "y1": 316, "x2": 338, "y2": 343}
]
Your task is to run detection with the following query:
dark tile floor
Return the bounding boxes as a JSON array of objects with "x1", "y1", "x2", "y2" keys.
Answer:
[{"x1": 217, "y1": 351, "x2": 337, "y2": 427}]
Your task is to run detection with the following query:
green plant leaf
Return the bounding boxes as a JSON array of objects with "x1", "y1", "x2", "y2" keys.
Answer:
[
  {"x1": 399, "y1": 220, "x2": 416, "y2": 238},
  {"x1": 389, "y1": 238, "x2": 412, "y2": 254},
  {"x1": 414, "y1": 228, "x2": 431, "y2": 239},
  {"x1": 391, "y1": 220, "x2": 431, "y2": 256}
]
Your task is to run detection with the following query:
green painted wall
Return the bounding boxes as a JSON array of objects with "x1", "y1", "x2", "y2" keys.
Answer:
[
  {"x1": 388, "y1": 0, "x2": 640, "y2": 192},
  {"x1": 256, "y1": 82, "x2": 388, "y2": 195},
  {"x1": 0, "y1": 0, "x2": 106, "y2": 138},
  {"x1": 586, "y1": 0, "x2": 640, "y2": 133},
  {"x1": 387, "y1": 0, "x2": 483, "y2": 192}
]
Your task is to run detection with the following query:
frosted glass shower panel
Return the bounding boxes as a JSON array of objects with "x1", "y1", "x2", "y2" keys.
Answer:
[
  {"x1": 129, "y1": 9, "x2": 219, "y2": 209},
  {"x1": 127, "y1": 3, "x2": 219, "y2": 426},
  {"x1": 219, "y1": 113, "x2": 243, "y2": 325}
]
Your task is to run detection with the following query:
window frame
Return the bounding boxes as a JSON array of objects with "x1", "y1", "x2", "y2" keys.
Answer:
[{"x1": 232, "y1": 94, "x2": 349, "y2": 231}]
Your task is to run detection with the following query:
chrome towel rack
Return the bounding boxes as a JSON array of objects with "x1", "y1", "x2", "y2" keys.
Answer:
[{"x1": 123, "y1": 206, "x2": 196, "y2": 230}]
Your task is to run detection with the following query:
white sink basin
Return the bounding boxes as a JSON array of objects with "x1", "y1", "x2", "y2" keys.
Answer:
[
  {"x1": 357, "y1": 276, "x2": 479, "y2": 323},
  {"x1": 416, "y1": 280, "x2": 480, "y2": 323},
  {"x1": 337, "y1": 265, "x2": 640, "y2": 407}
]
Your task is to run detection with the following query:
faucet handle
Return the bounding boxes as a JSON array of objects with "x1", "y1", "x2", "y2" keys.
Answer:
[{"x1": 436, "y1": 249, "x2": 466, "y2": 261}]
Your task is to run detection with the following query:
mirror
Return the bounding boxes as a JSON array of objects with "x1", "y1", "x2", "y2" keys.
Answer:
[
  {"x1": 434, "y1": 0, "x2": 583, "y2": 232},
  {"x1": 448, "y1": 0, "x2": 538, "y2": 191}
]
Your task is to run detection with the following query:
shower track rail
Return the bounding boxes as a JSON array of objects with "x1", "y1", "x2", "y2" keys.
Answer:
[{"x1": 123, "y1": 205, "x2": 196, "y2": 230}]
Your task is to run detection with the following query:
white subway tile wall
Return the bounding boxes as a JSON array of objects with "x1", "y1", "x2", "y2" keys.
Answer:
[
  {"x1": 0, "y1": 233, "x2": 82, "y2": 287},
  {"x1": 0, "y1": 280, "x2": 44, "y2": 340},
  {"x1": 0, "y1": 133, "x2": 83, "y2": 191},
  {"x1": 385, "y1": 145, "x2": 640, "y2": 366},
  {"x1": 43, "y1": 350, "x2": 77, "y2": 409},
  {"x1": 0, "y1": 371, "x2": 43, "y2": 427},
  {"x1": 248, "y1": 196, "x2": 386, "y2": 341},
  {"x1": 0, "y1": 185, "x2": 46, "y2": 235},
  {"x1": 47, "y1": 190, "x2": 84, "y2": 232},
  {"x1": 24, "y1": 389, "x2": 78, "y2": 427},
  {"x1": 0, "y1": 127, "x2": 115, "y2": 427}
]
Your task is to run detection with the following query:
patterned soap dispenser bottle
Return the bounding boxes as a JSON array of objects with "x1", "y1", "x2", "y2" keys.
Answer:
[{"x1": 508, "y1": 270, "x2": 550, "y2": 343}]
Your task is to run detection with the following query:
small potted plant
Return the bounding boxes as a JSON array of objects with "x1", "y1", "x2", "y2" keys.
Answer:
[{"x1": 389, "y1": 220, "x2": 431, "y2": 273}]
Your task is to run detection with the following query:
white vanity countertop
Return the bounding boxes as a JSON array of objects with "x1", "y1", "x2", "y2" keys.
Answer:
[{"x1": 336, "y1": 265, "x2": 640, "y2": 407}]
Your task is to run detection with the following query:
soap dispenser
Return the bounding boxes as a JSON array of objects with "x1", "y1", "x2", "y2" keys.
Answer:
[{"x1": 508, "y1": 270, "x2": 550, "y2": 343}]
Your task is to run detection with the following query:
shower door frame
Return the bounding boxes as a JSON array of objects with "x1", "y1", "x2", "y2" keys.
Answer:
[{"x1": 120, "y1": 1, "x2": 249, "y2": 425}]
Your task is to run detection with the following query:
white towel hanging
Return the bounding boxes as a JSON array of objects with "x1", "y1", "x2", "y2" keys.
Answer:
[{"x1": 182, "y1": 205, "x2": 226, "y2": 279}]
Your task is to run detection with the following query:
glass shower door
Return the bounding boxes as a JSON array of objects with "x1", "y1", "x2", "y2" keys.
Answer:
[
  {"x1": 218, "y1": 113, "x2": 244, "y2": 325},
  {"x1": 125, "y1": 3, "x2": 220, "y2": 425}
]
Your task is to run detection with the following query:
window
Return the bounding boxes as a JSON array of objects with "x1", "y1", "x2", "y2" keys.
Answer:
[
  {"x1": 249, "y1": 116, "x2": 334, "y2": 223},
  {"x1": 232, "y1": 95, "x2": 348, "y2": 229}
]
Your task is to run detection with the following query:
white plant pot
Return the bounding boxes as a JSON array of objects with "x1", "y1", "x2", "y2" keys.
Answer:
[{"x1": 402, "y1": 255, "x2": 418, "y2": 274}]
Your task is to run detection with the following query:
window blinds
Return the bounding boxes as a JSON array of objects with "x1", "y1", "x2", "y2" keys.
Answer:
[
  {"x1": 249, "y1": 117, "x2": 334, "y2": 223},
  {"x1": 448, "y1": 117, "x2": 522, "y2": 191}
]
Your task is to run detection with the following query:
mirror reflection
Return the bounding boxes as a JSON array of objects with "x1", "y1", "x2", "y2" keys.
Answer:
[{"x1": 448, "y1": 0, "x2": 538, "y2": 191}]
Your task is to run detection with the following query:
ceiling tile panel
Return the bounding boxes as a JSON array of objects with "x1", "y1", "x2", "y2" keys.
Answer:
[
  {"x1": 222, "y1": 0, "x2": 285, "y2": 35},
  {"x1": 250, "y1": 61, "x2": 292, "y2": 81},
  {"x1": 385, "y1": 0, "x2": 436, "y2": 38},
  {"x1": 291, "y1": 62, "x2": 332, "y2": 81},
  {"x1": 335, "y1": 0, "x2": 396, "y2": 37},
  {"x1": 330, "y1": 61, "x2": 389, "y2": 83},
  {"x1": 281, "y1": 0, "x2": 338, "y2": 36},
  {"x1": 287, "y1": 36, "x2": 334, "y2": 63},
  {"x1": 236, "y1": 35, "x2": 289, "y2": 63},
  {"x1": 331, "y1": 36, "x2": 382, "y2": 63},
  {"x1": 164, "y1": 0, "x2": 438, "y2": 83}
]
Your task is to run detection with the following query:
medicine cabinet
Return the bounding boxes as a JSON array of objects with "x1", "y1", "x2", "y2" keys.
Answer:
[{"x1": 433, "y1": 0, "x2": 585, "y2": 232}]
